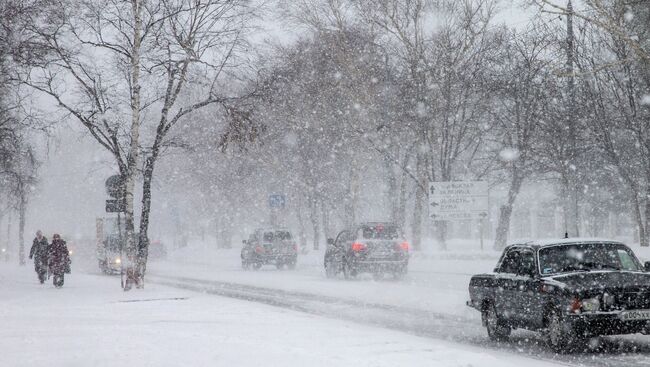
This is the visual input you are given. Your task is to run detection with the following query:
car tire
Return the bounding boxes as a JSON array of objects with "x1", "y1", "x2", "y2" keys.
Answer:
[
  {"x1": 242, "y1": 261, "x2": 249, "y2": 270},
  {"x1": 544, "y1": 309, "x2": 578, "y2": 353},
  {"x1": 393, "y1": 269, "x2": 406, "y2": 280},
  {"x1": 483, "y1": 303, "x2": 510, "y2": 341},
  {"x1": 286, "y1": 261, "x2": 296, "y2": 270},
  {"x1": 372, "y1": 272, "x2": 384, "y2": 281},
  {"x1": 343, "y1": 259, "x2": 357, "y2": 280},
  {"x1": 251, "y1": 262, "x2": 262, "y2": 270},
  {"x1": 276, "y1": 262, "x2": 284, "y2": 270},
  {"x1": 325, "y1": 260, "x2": 337, "y2": 278}
]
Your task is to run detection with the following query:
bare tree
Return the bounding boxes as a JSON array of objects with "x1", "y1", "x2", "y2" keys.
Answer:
[
  {"x1": 18, "y1": 0, "x2": 255, "y2": 288},
  {"x1": 489, "y1": 29, "x2": 557, "y2": 249}
]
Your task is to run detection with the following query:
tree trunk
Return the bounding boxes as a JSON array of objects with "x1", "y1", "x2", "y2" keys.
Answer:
[
  {"x1": 124, "y1": 0, "x2": 143, "y2": 290},
  {"x1": 308, "y1": 196, "x2": 320, "y2": 250},
  {"x1": 397, "y1": 164, "x2": 409, "y2": 229},
  {"x1": 561, "y1": 174, "x2": 580, "y2": 238},
  {"x1": 296, "y1": 196, "x2": 307, "y2": 253},
  {"x1": 345, "y1": 167, "x2": 360, "y2": 228},
  {"x1": 0, "y1": 212, "x2": 3, "y2": 259},
  {"x1": 383, "y1": 153, "x2": 398, "y2": 222},
  {"x1": 6, "y1": 213, "x2": 11, "y2": 260},
  {"x1": 137, "y1": 156, "x2": 155, "y2": 279},
  {"x1": 411, "y1": 153, "x2": 425, "y2": 251},
  {"x1": 494, "y1": 172, "x2": 524, "y2": 250},
  {"x1": 321, "y1": 199, "x2": 330, "y2": 242},
  {"x1": 630, "y1": 190, "x2": 647, "y2": 247},
  {"x1": 18, "y1": 179, "x2": 26, "y2": 266}
]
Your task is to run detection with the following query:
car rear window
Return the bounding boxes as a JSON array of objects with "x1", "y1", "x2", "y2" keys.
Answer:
[
  {"x1": 361, "y1": 224, "x2": 400, "y2": 240},
  {"x1": 263, "y1": 232, "x2": 274, "y2": 242},
  {"x1": 275, "y1": 231, "x2": 292, "y2": 240}
]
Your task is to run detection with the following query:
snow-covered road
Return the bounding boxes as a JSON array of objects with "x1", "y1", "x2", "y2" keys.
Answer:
[{"x1": 142, "y1": 243, "x2": 650, "y2": 367}]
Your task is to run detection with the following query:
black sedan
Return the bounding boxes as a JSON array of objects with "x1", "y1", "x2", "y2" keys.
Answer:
[{"x1": 467, "y1": 239, "x2": 650, "y2": 352}]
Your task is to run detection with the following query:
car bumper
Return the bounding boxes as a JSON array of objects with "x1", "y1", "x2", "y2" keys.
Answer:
[
  {"x1": 247, "y1": 254, "x2": 297, "y2": 264},
  {"x1": 567, "y1": 311, "x2": 650, "y2": 336},
  {"x1": 349, "y1": 259, "x2": 408, "y2": 272}
]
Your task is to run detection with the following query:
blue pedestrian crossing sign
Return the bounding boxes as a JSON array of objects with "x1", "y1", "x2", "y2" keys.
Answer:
[{"x1": 269, "y1": 194, "x2": 286, "y2": 209}]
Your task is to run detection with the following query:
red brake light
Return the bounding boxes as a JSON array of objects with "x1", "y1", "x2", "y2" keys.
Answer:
[
  {"x1": 400, "y1": 242, "x2": 410, "y2": 251},
  {"x1": 351, "y1": 242, "x2": 367, "y2": 252},
  {"x1": 255, "y1": 246, "x2": 265, "y2": 254},
  {"x1": 569, "y1": 298, "x2": 582, "y2": 314}
]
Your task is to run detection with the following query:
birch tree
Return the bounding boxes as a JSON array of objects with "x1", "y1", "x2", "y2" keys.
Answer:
[{"x1": 18, "y1": 0, "x2": 255, "y2": 288}]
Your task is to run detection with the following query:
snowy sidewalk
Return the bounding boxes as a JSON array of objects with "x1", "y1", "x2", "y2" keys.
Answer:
[{"x1": 0, "y1": 265, "x2": 564, "y2": 367}]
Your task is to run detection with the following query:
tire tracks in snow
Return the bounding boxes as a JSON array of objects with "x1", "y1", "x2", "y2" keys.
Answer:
[{"x1": 145, "y1": 273, "x2": 650, "y2": 367}]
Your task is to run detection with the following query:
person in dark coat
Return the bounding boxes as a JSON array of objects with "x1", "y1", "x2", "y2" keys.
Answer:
[
  {"x1": 48, "y1": 234, "x2": 71, "y2": 288},
  {"x1": 29, "y1": 230, "x2": 49, "y2": 284}
]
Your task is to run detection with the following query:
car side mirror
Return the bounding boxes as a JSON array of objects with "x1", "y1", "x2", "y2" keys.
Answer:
[
  {"x1": 644, "y1": 261, "x2": 650, "y2": 272},
  {"x1": 327, "y1": 238, "x2": 334, "y2": 246}
]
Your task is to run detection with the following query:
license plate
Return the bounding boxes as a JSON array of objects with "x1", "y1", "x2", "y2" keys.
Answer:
[
  {"x1": 620, "y1": 310, "x2": 650, "y2": 321},
  {"x1": 371, "y1": 251, "x2": 390, "y2": 258}
]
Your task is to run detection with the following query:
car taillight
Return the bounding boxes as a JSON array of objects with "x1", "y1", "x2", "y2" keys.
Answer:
[
  {"x1": 399, "y1": 242, "x2": 409, "y2": 251},
  {"x1": 292, "y1": 243, "x2": 298, "y2": 252},
  {"x1": 255, "y1": 246, "x2": 265, "y2": 254},
  {"x1": 351, "y1": 242, "x2": 367, "y2": 252}
]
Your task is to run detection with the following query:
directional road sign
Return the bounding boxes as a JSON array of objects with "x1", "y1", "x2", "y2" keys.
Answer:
[{"x1": 429, "y1": 181, "x2": 488, "y2": 220}]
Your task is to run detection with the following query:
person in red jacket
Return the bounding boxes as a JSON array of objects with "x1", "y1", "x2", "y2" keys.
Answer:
[{"x1": 48, "y1": 234, "x2": 71, "y2": 288}]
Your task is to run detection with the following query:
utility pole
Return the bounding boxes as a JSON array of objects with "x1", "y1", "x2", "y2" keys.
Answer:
[{"x1": 564, "y1": 0, "x2": 580, "y2": 238}]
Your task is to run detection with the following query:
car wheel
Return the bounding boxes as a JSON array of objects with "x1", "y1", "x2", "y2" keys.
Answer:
[
  {"x1": 483, "y1": 303, "x2": 510, "y2": 341},
  {"x1": 325, "y1": 260, "x2": 337, "y2": 278},
  {"x1": 286, "y1": 261, "x2": 296, "y2": 270},
  {"x1": 343, "y1": 259, "x2": 357, "y2": 280},
  {"x1": 276, "y1": 262, "x2": 284, "y2": 270},
  {"x1": 251, "y1": 262, "x2": 262, "y2": 270},
  {"x1": 544, "y1": 310, "x2": 577, "y2": 353},
  {"x1": 393, "y1": 269, "x2": 406, "y2": 280},
  {"x1": 242, "y1": 261, "x2": 249, "y2": 270},
  {"x1": 372, "y1": 272, "x2": 384, "y2": 281}
]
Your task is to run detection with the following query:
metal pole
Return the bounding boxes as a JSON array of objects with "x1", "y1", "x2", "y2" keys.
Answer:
[
  {"x1": 478, "y1": 217, "x2": 485, "y2": 251},
  {"x1": 118, "y1": 213, "x2": 124, "y2": 289}
]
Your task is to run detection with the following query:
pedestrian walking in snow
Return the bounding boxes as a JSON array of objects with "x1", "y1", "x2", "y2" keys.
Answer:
[
  {"x1": 48, "y1": 234, "x2": 71, "y2": 288},
  {"x1": 28, "y1": 230, "x2": 49, "y2": 284}
]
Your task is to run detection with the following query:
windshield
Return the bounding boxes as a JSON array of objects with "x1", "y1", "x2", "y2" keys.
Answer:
[
  {"x1": 361, "y1": 224, "x2": 400, "y2": 240},
  {"x1": 538, "y1": 243, "x2": 643, "y2": 275}
]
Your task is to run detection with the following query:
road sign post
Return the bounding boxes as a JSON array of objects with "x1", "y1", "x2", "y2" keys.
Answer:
[{"x1": 268, "y1": 194, "x2": 286, "y2": 227}]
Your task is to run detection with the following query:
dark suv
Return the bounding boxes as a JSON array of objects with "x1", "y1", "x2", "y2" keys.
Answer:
[
  {"x1": 467, "y1": 239, "x2": 650, "y2": 352},
  {"x1": 324, "y1": 222, "x2": 409, "y2": 280},
  {"x1": 241, "y1": 228, "x2": 297, "y2": 270}
]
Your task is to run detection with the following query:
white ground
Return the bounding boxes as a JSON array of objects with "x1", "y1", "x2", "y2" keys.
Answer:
[
  {"x1": 1, "y1": 260, "x2": 565, "y2": 367},
  {"x1": 3, "y1": 239, "x2": 648, "y2": 367}
]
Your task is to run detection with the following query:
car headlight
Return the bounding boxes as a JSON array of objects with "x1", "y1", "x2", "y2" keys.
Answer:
[
  {"x1": 115, "y1": 258, "x2": 121, "y2": 264},
  {"x1": 582, "y1": 297, "x2": 601, "y2": 312}
]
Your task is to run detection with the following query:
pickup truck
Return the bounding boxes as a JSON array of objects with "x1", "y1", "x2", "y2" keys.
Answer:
[{"x1": 467, "y1": 239, "x2": 650, "y2": 352}]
